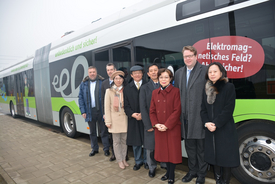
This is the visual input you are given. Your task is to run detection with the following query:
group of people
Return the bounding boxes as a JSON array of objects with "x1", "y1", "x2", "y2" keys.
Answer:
[{"x1": 78, "y1": 46, "x2": 240, "y2": 184}]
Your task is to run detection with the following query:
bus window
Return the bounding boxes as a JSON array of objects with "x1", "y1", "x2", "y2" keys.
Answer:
[
  {"x1": 208, "y1": 2, "x2": 275, "y2": 99},
  {"x1": 113, "y1": 45, "x2": 131, "y2": 83},
  {"x1": 134, "y1": 17, "x2": 210, "y2": 76},
  {"x1": 95, "y1": 50, "x2": 109, "y2": 78}
]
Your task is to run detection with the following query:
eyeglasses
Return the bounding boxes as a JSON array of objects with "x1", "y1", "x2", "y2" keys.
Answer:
[
  {"x1": 183, "y1": 55, "x2": 194, "y2": 59},
  {"x1": 132, "y1": 72, "x2": 143, "y2": 76}
]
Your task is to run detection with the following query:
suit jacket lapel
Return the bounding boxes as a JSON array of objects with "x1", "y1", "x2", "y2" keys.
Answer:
[{"x1": 188, "y1": 63, "x2": 202, "y2": 89}]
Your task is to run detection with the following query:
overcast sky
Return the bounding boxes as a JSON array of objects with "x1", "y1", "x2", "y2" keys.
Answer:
[{"x1": 0, "y1": 0, "x2": 142, "y2": 71}]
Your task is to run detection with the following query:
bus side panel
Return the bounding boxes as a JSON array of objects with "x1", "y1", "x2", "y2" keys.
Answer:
[{"x1": 33, "y1": 44, "x2": 53, "y2": 124}]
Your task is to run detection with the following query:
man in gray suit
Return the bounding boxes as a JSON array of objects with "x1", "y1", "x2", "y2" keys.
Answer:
[
  {"x1": 174, "y1": 46, "x2": 208, "y2": 184},
  {"x1": 140, "y1": 64, "x2": 166, "y2": 178}
]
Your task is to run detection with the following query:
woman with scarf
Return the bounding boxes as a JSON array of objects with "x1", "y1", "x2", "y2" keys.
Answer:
[
  {"x1": 104, "y1": 70, "x2": 129, "y2": 169},
  {"x1": 200, "y1": 62, "x2": 240, "y2": 184},
  {"x1": 150, "y1": 68, "x2": 182, "y2": 184}
]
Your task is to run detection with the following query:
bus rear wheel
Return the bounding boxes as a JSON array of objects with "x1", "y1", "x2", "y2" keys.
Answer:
[
  {"x1": 10, "y1": 102, "x2": 16, "y2": 118},
  {"x1": 61, "y1": 107, "x2": 78, "y2": 138},
  {"x1": 232, "y1": 120, "x2": 275, "y2": 184}
]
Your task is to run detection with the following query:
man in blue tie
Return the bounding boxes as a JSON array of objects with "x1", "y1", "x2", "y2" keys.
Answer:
[
  {"x1": 174, "y1": 46, "x2": 208, "y2": 184},
  {"x1": 79, "y1": 66, "x2": 110, "y2": 157}
]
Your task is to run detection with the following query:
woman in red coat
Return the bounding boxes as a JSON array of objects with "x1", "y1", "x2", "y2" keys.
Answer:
[{"x1": 150, "y1": 68, "x2": 182, "y2": 184}]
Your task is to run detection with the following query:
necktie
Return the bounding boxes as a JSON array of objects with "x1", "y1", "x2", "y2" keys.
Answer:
[
  {"x1": 137, "y1": 82, "x2": 140, "y2": 90},
  {"x1": 186, "y1": 69, "x2": 191, "y2": 87},
  {"x1": 154, "y1": 82, "x2": 159, "y2": 89}
]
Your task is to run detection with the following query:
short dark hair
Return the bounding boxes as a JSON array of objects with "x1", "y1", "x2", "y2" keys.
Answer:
[
  {"x1": 147, "y1": 63, "x2": 159, "y2": 71},
  {"x1": 205, "y1": 62, "x2": 227, "y2": 80},
  {"x1": 182, "y1": 46, "x2": 197, "y2": 56},
  {"x1": 158, "y1": 68, "x2": 174, "y2": 83},
  {"x1": 106, "y1": 63, "x2": 116, "y2": 70}
]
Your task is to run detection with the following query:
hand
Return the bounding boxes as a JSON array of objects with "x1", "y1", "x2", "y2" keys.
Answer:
[
  {"x1": 132, "y1": 113, "x2": 142, "y2": 120},
  {"x1": 82, "y1": 113, "x2": 86, "y2": 119},
  {"x1": 136, "y1": 113, "x2": 142, "y2": 120},
  {"x1": 155, "y1": 124, "x2": 167, "y2": 132},
  {"x1": 103, "y1": 115, "x2": 105, "y2": 120},
  {"x1": 147, "y1": 128, "x2": 154, "y2": 132},
  {"x1": 106, "y1": 124, "x2": 111, "y2": 128},
  {"x1": 205, "y1": 122, "x2": 216, "y2": 132}
]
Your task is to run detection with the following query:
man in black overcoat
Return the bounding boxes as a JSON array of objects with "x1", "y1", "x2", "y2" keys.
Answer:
[{"x1": 124, "y1": 65, "x2": 147, "y2": 171}]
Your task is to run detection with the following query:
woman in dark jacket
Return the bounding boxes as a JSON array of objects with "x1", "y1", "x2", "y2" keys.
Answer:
[
  {"x1": 150, "y1": 68, "x2": 182, "y2": 184},
  {"x1": 200, "y1": 62, "x2": 240, "y2": 184}
]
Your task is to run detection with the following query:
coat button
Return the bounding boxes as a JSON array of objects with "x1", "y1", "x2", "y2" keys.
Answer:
[
  {"x1": 158, "y1": 100, "x2": 160, "y2": 102},
  {"x1": 163, "y1": 100, "x2": 166, "y2": 102},
  {"x1": 163, "y1": 111, "x2": 165, "y2": 113},
  {"x1": 157, "y1": 111, "x2": 159, "y2": 113}
]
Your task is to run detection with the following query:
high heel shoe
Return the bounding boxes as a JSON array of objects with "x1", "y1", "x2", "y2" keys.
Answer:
[
  {"x1": 123, "y1": 160, "x2": 129, "y2": 167},
  {"x1": 118, "y1": 162, "x2": 125, "y2": 169}
]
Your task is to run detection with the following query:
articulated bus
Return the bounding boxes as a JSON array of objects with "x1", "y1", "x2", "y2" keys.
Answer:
[{"x1": 0, "y1": 0, "x2": 274, "y2": 183}]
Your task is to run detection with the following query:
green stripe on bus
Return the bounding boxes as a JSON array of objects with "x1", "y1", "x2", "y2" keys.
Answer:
[
  {"x1": 234, "y1": 99, "x2": 275, "y2": 123},
  {"x1": 51, "y1": 97, "x2": 81, "y2": 114}
]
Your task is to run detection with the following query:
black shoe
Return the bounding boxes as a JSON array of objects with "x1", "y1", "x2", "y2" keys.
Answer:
[
  {"x1": 89, "y1": 150, "x2": 98, "y2": 157},
  {"x1": 168, "y1": 179, "x2": 174, "y2": 184},
  {"x1": 126, "y1": 155, "x2": 129, "y2": 161},
  {"x1": 109, "y1": 154, "x2": 116, "y2": 161},
  {"x1": 133, "y1": 163, "x2": 143, "y2": 171},
  {"x1": 182, "y1": 172, "x2": 197, "y2": 182},
  {"x1": 161, "y1": 175, "x2": 168, "y2": 181},
  {"x1": 195, "y1": 176, "x2": 205, "y2": 184},
  {"x1": 161, "y1": 166, "x2": 167, "y2": 170},
  {"x1": 148, "y1": 169, "x2": 156, "y2": 178},
  {"x1": 144, "y1": 163, "x2": 149, "y2": 169},
  {"x1": 104, "y1": 150, "x2": 110, "y2": 156}
]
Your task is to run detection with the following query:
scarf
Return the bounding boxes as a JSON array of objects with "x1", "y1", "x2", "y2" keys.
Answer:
[
  {"x1": 111, "y1": 85, "x2": 124, "y2": 112},
  {"x1": 205, "y1": 77, "x2": 228, "y2": 104}
]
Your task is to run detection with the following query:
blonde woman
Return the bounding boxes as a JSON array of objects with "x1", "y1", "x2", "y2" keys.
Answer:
[{"x1": 104, "y1": 71, "x2": 129, "y2": 169}]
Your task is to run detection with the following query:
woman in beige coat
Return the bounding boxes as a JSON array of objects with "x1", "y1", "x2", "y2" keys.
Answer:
[{"x1": 104, "y1": 71, "x2": 128, "y2": 169}]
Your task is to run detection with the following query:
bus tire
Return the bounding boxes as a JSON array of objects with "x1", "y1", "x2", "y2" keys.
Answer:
[
  {"x1": 10, "y1": 102, "x2": 16, "y2": 118},
  {"x1": 61, "y1": 107, "x2": 79, "y2": 138},
  {"x1": 232, "y1": 120, "x2": 275, "y2": 184}
]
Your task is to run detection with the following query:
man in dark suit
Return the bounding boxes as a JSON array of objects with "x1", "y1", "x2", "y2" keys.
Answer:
[
  {"x1": 174, "y1": 46, "x2": 208, "y2": 184},
  {"x1": 124, "y1": 65, "x2": 147, "y2": 171},
  {"x1": 101, "y1": 63, "x2": 117, "y2": 161},
  {"x1": 140, "y1": 64, "x2": 166, "y2": 178}
]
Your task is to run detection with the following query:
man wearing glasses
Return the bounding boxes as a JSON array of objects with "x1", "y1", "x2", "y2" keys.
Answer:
[{"x1": 174, "y1": 46, "x2": 208, "y2": 184}]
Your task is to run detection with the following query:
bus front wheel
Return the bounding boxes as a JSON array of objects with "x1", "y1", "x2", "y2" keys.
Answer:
[
  {"x1": 61, "y1": 107, "x2": 78, "y2": 138},
  {"x1": 232, "y1": 120, "x2": 275, "y2": 184}
]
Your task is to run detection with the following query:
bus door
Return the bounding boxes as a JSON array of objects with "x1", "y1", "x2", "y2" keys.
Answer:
[
  {"x1": 15, "y1": 73, "x2": 25, "y2": 116},
  {"x1": 93, "y1": 42, "x2": 133, "y2": 81}
]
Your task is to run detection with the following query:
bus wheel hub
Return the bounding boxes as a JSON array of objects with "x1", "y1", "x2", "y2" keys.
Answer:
[{"x1": 240, "y1": 136, "x2": 275, "y2": 181}]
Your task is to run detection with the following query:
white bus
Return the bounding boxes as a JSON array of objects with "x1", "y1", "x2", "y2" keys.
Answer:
[{"x1": 0, "y1": 0, "x2": 274, "y2": 183}]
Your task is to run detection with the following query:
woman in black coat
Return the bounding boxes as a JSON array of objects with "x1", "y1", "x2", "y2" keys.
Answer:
[{"x1": 200, "y1": 62, "x2": 240, "y2": 184}]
